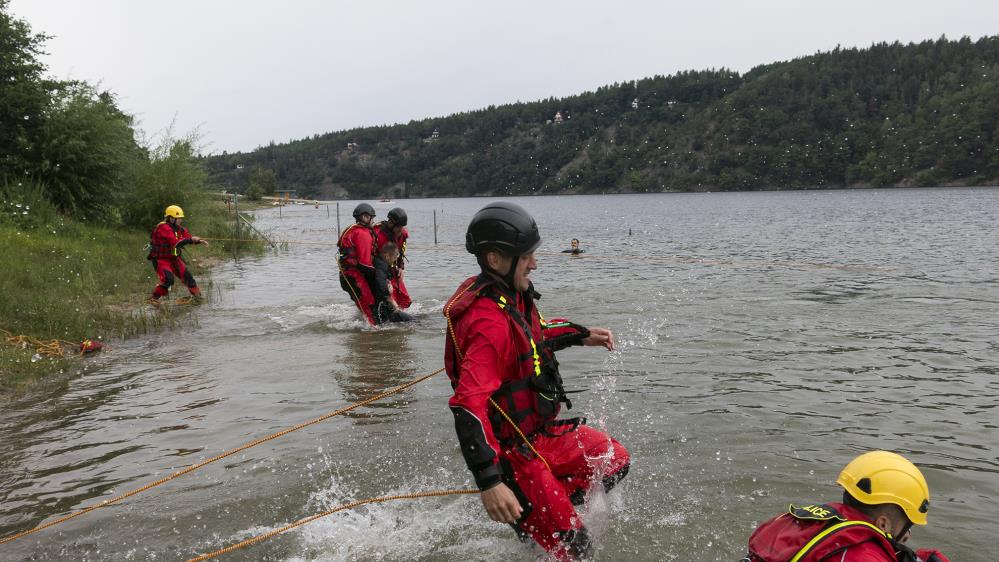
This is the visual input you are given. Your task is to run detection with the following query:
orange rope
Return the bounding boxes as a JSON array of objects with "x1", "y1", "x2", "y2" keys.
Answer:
[
  {"x1": 0, "y1": 328, "x2": 80, "y2": 359},
  {"x1": 0, "y1": 367, "x2": 446, "y2": 546},
  {"x1": 185, "y1": 489, "x2": 478, "y2": 562}
]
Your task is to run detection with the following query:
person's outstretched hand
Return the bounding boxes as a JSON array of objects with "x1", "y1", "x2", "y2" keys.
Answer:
[{"x1": 582, "y1": 327, "x2": 615, "y2": 351}]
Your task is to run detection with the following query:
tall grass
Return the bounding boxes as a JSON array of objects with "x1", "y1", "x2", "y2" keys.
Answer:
[
  {"x1": 0, "y1": 6, "x2": 266, "y2": 390},
  {"x1": 0, "y1": 182, "x2": 261, "y2": 391}
]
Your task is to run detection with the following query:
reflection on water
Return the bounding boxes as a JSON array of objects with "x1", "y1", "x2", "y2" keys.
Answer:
[
  {"x1": 333, "y1": 329, "x2": 419, "y2": 422},
  {"x1": 1, "y1": 189, "x2": 997, "y2": 560}
]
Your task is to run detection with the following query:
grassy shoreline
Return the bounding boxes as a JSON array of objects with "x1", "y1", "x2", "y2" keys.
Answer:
[{"x1": 0, "y1": 201, "x2": 261, "y2": 393}]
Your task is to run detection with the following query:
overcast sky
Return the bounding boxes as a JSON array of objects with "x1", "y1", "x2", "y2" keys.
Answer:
[{"x1": 9, "y1": 0, "x2": 998, "y2": 154}]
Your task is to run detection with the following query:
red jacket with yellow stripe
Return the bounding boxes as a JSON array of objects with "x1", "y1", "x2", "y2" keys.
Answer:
[
  {"x1": 148, "y1": 221, "x2": 193, "y2": 260},
  {"x1": 444, "y1": 274, "x2": 589, "y2": 490},
  {"x1": 747, "y1": 502, "x2": 900, "y2": 562}
]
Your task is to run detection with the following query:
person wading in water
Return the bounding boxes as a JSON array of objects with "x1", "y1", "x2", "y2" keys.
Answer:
[
  {"x1": 147, "y1": 205, "x2": 208, "y2": 304},
  {"x1": 337, "y1": 203, "x2": 378, "y2": 324},
  {"x1": 372, "y1": 241, "x2": 413, "y2": 324},
  {"x1": 444, "y1": 201, "x2": 630, "y2": 560},
  {"x1": 374, "y1": 207, "x2": 412, "y2": 309}
]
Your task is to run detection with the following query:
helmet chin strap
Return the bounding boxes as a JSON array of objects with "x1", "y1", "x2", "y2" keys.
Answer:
[
  {"x1": 503, "y1": 255, "x2": 521, "y2": 290},
  {"x1": 479, "y1": 254, "x2": 521, "y2": 291}
]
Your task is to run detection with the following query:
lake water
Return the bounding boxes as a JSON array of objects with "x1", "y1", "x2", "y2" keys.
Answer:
[{"x1": 1, "y1": 188, "x2": 997, "y2": 561}]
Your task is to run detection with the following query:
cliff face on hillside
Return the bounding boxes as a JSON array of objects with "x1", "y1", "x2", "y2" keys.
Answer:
[{"x1": 204, "y1": 36, "x2": 999, "y2": 198}]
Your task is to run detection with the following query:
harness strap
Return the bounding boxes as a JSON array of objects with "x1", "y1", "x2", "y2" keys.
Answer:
[
  {"x1": 488, "y1": 292, "x2": 571, "y2": 405},
  {"x1": 790, "y1": 520, "x2": 891, "y2": 562},
  {"x1": 445, "y1": 277, "x2": 552, "y2": 471}
]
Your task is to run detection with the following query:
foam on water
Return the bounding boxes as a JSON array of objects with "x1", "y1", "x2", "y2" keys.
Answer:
[{"x1": 281, "y1": 478, "x2": 530, "y2": 561}]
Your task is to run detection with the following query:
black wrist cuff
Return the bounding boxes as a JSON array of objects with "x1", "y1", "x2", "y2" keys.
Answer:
[{"x1": 473, "y1": 464, "x2": 502, "y2": 490}]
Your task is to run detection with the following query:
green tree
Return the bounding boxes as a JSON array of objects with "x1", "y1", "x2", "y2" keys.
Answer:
[
  {"x1": 35, "y1": 84, "x2": 145, "y2": 217},
  {"x1": 0, "y1": 0, "x2": 56, "y2": 178},
  {"x1": 247, "y1": 166, "x2": 276, "y2": 200}
]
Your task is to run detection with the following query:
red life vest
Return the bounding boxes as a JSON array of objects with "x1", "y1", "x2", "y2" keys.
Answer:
[
  {"x1": 337, "y1": 223, "x2": 375, "y2": 269},
  {"x1": 444, "y1": 275, "x2": 571, "y2": 446},
  {"x1": 746, "y1": 502, "x2": 898, "y2": 562},
  {"x1": 148, "y1": 221, "x2": 190, "y2": 260}
]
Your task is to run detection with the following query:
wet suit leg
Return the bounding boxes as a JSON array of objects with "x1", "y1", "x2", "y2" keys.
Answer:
[
  {"x1": 550, "y1": 426, "x2": 630, "y2": 506},
  {"x1": 174, "y1": 258, "x2": 200, "y2": 296},
  {"x1": 152, "y1": 259, "x2": 177, "y2": 299},
  {"x1": 373, "y1": 302, "x2": 414, "y2": 324},
  {"x1": 503, "y1": 425, "x2": 630, "y2": 558},
  {"x1": 391, "y1": 276, "x2": 411, "y2": 309},
  {"x1": 340, "y1": 269, "x2": 376, "y2": 325}
]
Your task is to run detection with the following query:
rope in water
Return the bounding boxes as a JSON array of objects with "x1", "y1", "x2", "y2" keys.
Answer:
[
  {"x1": 0, "y1": 367, "x2": 446, "y2": 546},
  {"x1": 185, "y1": 489, "x2": 479, "y2": 562}
]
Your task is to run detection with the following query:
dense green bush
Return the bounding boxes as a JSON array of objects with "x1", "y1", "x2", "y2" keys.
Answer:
[
  {"x1": 0, "y1": 2, "x2": 213, "y2": 228},
  {"x1": 33, "y1": 84, "x2": 146, "y2": 218},
  {"x1": 118, "y1": 137, "x2": 210, "y2": 229}
]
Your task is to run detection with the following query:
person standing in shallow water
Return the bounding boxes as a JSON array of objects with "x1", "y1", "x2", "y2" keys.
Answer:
[
  {"x1": 147, "y1": 205, "x2": 208, "y2": 303},
  {"x1": 744, "y1": 450, "x2": 950, "y2": 562},
  {"x1": 337, "y1": 203, "x2": 378, "y2": 324},
  {"x1": 374, "y1": 207, "x2": 411, "y2": 309},
  {"x1": 443, "y1": 201, "x2": 630, "y2": 560},
  {"x1": 371, "y1": 242, "x2": 413, "y2": 324}
]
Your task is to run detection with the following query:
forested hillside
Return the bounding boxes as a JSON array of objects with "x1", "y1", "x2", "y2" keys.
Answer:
[{"x1": 204, "y1": 36, "x2": 999, "y2": 198}]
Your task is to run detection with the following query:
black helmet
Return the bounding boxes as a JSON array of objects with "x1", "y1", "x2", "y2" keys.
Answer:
[
  {"x1": 387, "y1": 207, "x2": 408, "y2": 226},
  {"x1": 465, "y1": 202, "x2": 541, "y2": 256},
  {"x1": 352, "y1": 203, "x2": 375, "y2": 219}
]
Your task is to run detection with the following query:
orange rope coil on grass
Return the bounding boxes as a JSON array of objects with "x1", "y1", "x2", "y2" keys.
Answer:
[{"x1": 0, "y1": 328, "x2": 84, "y2": 359}]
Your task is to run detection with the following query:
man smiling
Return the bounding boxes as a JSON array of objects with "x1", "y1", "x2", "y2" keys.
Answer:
[{"x1": 443, "y1": 201, "x2": 630, "y2": 559}]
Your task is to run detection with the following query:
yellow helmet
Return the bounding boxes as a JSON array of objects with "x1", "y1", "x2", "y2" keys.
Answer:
[
  {"x1": 836, "y1": 450, "x2": 930, "y2": 525},
  {"x1": 165, "y1": 205, "x2": 185, "y2": 219}
]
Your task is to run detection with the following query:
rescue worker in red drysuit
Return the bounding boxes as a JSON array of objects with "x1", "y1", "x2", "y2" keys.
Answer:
[
  {"x1": 444, "y1": 201, "x2": 630, "y2": 560},
  {"x1": 744, "y1": 450, "x2": 950, "y2": 562},
  {"x1": 337, "y1": 203, "x2": 378, "y2": 325},
  {"x1": 374, "y1": 207, "x2": 411, "y2": 309},
  {"x1": 148, "y1": 205, "x2": 208, "y2": 302}
]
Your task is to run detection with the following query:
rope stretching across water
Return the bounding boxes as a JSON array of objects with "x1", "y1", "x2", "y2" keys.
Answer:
[{"x1": 0, "y1": 367, "x2": 446, "y2": 546}]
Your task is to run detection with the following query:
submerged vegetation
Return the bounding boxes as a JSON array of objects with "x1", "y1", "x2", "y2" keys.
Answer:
[
  {"x1": 206, "y1": 35, "x2": 999, "y2": 198},
  {"x1": 0, "y1": 1, "x2": 260, "y2": 389}
]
